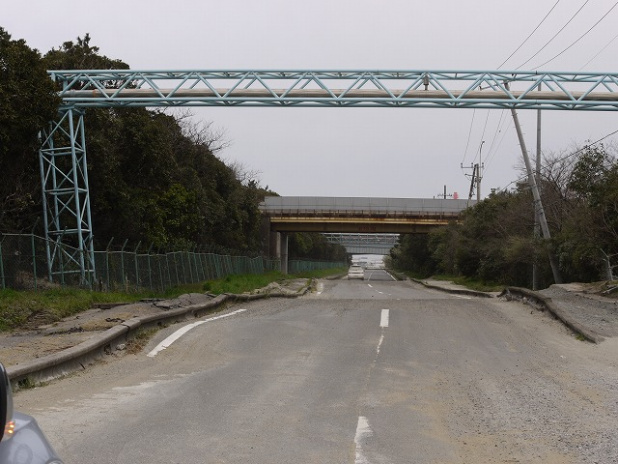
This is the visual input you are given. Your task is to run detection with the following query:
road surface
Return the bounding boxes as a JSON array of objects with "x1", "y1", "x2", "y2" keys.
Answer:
[{"x1": 14, "y1": 275, "x2": 618, "y2": 463}]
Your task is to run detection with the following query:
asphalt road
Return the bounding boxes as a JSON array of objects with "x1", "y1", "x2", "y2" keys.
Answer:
[{"x1": 14, "y1": 277, "x2": 618, "y2": 463}]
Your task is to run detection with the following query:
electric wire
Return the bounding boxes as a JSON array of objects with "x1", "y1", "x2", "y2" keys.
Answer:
[
  {"x1": 553, "y1": 127, "x2": 618, "y2": 162},
  {"x1": 515, "y1": 0, "x2": 590, "y2": 70},
  {"x1": 483, "y1": 111, "x2": 509, "y2": 170},
  {"x1": 461, "y1": 109, "x2": 476, "y2": 165},
  {"x1": 579, "y1": 31, "x2": 618, "y2": 70},
  {"x1": 484, "y1": 118, "x2": 513, "y2": 173},
  {"x1": 476, "y1": 2, "x2": 563, "y2": 191},
  {"x1": 498, "y1": 0, "x2": 561, "y2": 69},
  {"x1": 532, "y1": 1, "x2": 618, "y2": 70},
  {"x1": 498, "y1": 126, "x2": 618, "y2": 192}
]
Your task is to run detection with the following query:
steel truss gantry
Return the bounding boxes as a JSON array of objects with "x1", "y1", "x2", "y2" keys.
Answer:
[
  {"x1": 52, "y1": 69, "x2": 618, "y2": 110},
  {"x1": 41, "y1": 69, "x2": 618, "y2": 283}
]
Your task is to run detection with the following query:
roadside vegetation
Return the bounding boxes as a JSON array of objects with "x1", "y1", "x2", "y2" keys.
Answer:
[
  {"x1": 0, "y1": 269, "x2": 345, "y2": 332},
  {"x1": 389, "y1": 144, "x2": 618, "y2": 289},
  {"x1": 0, "y1": 28, "x2": 347, "y2": 264},
  {"x1": 203, "y1": 268, "x2": 345, "y2": 295}
]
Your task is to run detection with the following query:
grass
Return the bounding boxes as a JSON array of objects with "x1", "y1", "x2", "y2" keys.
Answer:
[
  {"x1": 126, "y1": 327, "x2": 160, "y2": 354},
  {"x1": 0, "y1": 284, "x2": 219, "y2": 332},
  {"x1": 402, "y1": 272, "x2": 503, "y2": 292},
  {"x1": 202, "y1": 268, "x2": 346, "y2": 295},
  {"x1": 0, "y1": 268, "x2": 346, "y2": 332}
]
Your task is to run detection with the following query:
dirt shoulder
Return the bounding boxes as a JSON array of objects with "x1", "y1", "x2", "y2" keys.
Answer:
[
  {"x1": 0, "y1": 293, "x2": 215, "y2": 368},
  {"x1": 539, "y1": 283, "x2": 618, "y2": 338},
  {"x1": 0, "y1": 279, "x2": 311, "y2": 371}
]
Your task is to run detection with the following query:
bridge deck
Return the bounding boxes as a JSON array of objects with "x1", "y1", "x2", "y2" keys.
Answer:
[
  {"x1": 260, "y1": 197, "x2": 473, "y2": 233},
  {"x1": 260, "y1": 196, "x2": 473, "y2": 216}
]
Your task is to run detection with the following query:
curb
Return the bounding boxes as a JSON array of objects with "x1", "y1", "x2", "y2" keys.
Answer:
[
  {"x1": 411, "y1": 278, "x2": 494, "y2": 299},
  {"x1": 7, "y1": 281, "x2": 313, "y2": 387},
  {"x1": 500, "y1": 287, "x2": 603, "y2": 344}
]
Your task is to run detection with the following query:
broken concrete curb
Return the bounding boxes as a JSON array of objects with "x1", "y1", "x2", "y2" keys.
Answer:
[
  {"x1": 412, "y1": 278, "x2": 494, "y2": 299},
  {"x1": 7, "y1": 283, "x2": 312, "y2": 387},
  {"x1": 500, "y1": 287, "x2": 603, "y2": 344}
]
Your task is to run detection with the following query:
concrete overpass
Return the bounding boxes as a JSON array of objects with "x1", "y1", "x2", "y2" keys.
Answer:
[{"x1": 260, "y1": 196, "x2": 473, "y2": 271}]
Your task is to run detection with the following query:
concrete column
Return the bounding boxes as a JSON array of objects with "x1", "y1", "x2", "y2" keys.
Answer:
[
  {"x1": 269, "y1": 227, "x2": 280, "y2": 259},
  {"x1": 280, "y1": 232, "x2": 289, "y2": 274}
]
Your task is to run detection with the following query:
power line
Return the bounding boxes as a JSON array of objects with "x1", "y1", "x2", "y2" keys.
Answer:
[
  {"x1": 499, "y1": 126, "x2": 618, "y2": 192},
  {"x1": 556, "y1": 127, "x2": 618, "y2": 162},
  {"x1": 480, "y1": 2, "x2": 561, "y2": 188},
  {"x1": 484, "y1": 117, "x2": 513, "y2": 173},
  {"x1": 532, "y1": 1, "x2": 618, "y2": 70},
  {"x1": 498, "y1": 0, "x2": 561, "y2": 69},
  {"x1": 516, "y1": 0, "x2": 590, "y2": 70},
  {"x1": 579, "y1": 31, "x2": 618, "y2": 70},
  {"x1": 461, "y1": 109, "x2": 476, "y2": 165}
]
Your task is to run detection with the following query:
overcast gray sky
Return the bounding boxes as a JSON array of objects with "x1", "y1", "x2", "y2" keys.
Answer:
[{"x1": 4, "y1": 1, "x2": 618, "y2": 199}]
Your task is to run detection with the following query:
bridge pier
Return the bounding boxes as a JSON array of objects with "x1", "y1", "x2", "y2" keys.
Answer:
[{"x1": 279, "y1": 232, "x2": 289, "y2": 274}]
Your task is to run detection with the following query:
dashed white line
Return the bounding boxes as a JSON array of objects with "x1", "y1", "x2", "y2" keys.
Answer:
[
  {"x1": 355, "y1": 416, "x2": 374, "y2": 464},
  {"x1": 376, "y1": 334, "x2": 385, "y2": 354},
  {"x1": 380, "y1": 309, "x2": 389, "y2": 328},
  {"x1": 147, "y1": 309, "x2": 246, "y2": 357}
]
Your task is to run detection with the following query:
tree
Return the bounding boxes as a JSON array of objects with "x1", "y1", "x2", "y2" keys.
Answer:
[{"x1": 0, "y1": 28, "x2": 60, "y2": 231}]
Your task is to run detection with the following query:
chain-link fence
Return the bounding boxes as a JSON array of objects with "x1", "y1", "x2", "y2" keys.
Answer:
[{"x1": 0, "y1": 233, "x2": 343, "y2": 292}]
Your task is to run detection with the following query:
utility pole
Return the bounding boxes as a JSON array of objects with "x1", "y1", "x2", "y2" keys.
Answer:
[
  {"x1": 507, "y1": 83, "x2": 562, "y2": 284},
  {"x1": 477, "y1": 140, "x2": 484, "y2": 200},
  {"x1": 533, "y1": 84, "x2": 542, "y2": 290},
  {"x1": 436, "y1": 185, "x2": 453, "y2": 199},
  {"x1": 462, "y1": 141, "x2": 484, "y2": 201}
]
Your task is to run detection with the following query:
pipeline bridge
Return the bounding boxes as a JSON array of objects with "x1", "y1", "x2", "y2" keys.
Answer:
[{"x1": 40, "y1": 69, "x2": 618, "y2": 282}]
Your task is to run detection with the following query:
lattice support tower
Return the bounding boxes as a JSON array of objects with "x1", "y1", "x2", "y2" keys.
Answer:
[{"x1": 39, "y1": 107, "x2": 95, "y2": 285}]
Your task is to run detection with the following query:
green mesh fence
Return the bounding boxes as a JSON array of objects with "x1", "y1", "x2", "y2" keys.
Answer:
[{"x1": 0, "y1": 233, "x2": 342, "y2": 292}]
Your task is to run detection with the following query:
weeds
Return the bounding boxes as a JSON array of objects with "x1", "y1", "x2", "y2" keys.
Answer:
[
  {"x1": 0, "y1": 268, "x2": 345, "y2": 332},
  {"x1": 126, "y1": 328, "x2": 159, "y2": 354}
]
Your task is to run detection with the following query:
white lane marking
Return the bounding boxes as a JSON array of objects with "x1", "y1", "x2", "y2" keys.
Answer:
[
  {"x1": 355, "y1": 416, "x2": 374, "y2": 464},
  {"x1": 147, "y1": 309, "x2": 246, "y2": 357},
  {"x1": 377, "y1": 291, "x2": 384, "y2": 294},
  {"x1": 376, "y1": 334, "x2": 385, "y2": 354},
  {"x1": 316, "y1": 282, "x2": 324, "y2": 295},
  {"x1": 367, "y1": 284, "x2": 373, "y2": 288},
  {"x1": 452, "y1": 294, "x2": 472, "y2": 300},
  {"x1": 380, "y1": 309, "x2": 389, "y2": 328}
]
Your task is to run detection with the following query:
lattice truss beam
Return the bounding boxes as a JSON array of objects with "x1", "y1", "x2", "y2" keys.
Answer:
[
  {"x1": 50, "y1": 69, "x2": 618, "y2": 111},
  {"x1": 39, "y1": 108, "x2": 94, "y2": 283}
]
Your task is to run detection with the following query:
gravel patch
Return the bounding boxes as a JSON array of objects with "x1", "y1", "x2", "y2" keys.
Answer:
[{"x1": 539, "y1": 285, "x2": 618, "y2": 338}]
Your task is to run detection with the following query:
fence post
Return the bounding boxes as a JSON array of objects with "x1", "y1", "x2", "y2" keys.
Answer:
[
  {"x1": 187, "y1": 248, "x2": 194, "y2": 284},
  {"x1": 105, "y1": 237, "x2": 114, "y2": 291},
  {"x1": 120, "y1": 239, "x2": 128, "y2": 290},
  {"x1": 0, "y1": 235, "x2": 5, "y2": 290},
  {"x1": 134, "y1": 241, "x2": 141, "y2": 291},
  {"x1": 147, "y1": 243, "x2": 154, "y2": 291}
]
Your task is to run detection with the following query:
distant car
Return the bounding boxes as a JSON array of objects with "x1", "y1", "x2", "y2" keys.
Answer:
[
  {"x1": 0, "y1": 363, "x2": 64, "y2": 464},
  {"x1": 348, "y1": 265, "x2": 365, "y2": 280}
]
